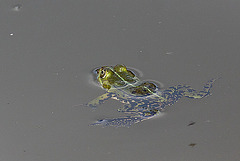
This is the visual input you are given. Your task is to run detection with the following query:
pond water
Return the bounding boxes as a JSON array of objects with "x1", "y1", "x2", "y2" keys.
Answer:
[{"x1": 0, "y1": 0, "x2": 239, "y2": 161}]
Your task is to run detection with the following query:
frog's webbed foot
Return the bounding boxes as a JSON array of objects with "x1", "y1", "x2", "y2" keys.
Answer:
[
  {"x1": 163, "y1": 78, "x2": 219, "y2": 102},
  {"x1": 84, "y1": 92, "x2": 113, "y2": 109},
  {"x1": 183, "y1": 78, "x2": 219, "y2": 99}
]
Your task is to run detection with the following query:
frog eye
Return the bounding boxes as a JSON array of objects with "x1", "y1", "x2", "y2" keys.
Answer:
[{"x1": 99, "y1": 69, "x2": 106, "y2": 78}]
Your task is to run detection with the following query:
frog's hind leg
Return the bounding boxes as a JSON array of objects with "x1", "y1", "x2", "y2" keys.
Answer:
[
  {"x1": 182, "y1": 78, "x2": 218, "y2": 99},
  {"x1": 163, "y1": 78, "x2": 218, "y2": 105},
  {"x1": 90, "y1": 110, "x2": 160, "y2": 127},
  {"x1": 90, "y1": 115, "x2": 144, "y2": 127}
]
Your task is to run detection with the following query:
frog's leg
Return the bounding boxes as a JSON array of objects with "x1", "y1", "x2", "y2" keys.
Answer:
[
  {"x1": 117, "y1": 99, "x2": 165, "y2": 113},
  {"x1": 90, "y1": 109, "x2": 160, "y2": 127},
  {"x1": 90, "y1": 115, "x2": 144, "y2": 127},
  {"x1": 163, "y1": 78, "x2": 217, "y2": 105},
  {"x1": 181, "y1": 78, "x2": 217, "y2": 99},
  {"x1": 86, "y1": 92, "x2": 113, "y2": 108}
]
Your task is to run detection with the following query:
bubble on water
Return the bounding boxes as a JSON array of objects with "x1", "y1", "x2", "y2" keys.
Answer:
[
  {"x1": 12, "y1": 4, "x2": 22, "y2": 11},
  {"x1": 165, "y1": 52, "x2": 173, "y2": 55}
]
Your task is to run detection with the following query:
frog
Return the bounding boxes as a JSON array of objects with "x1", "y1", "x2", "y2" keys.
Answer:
[{"x1": 85, "y1": 64, "x2": 217, "y2": 127}]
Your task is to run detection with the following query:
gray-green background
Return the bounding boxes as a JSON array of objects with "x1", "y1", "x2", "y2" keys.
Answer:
[{"x1": 0, "y1": 0, "x2": 239, "y2": 161}]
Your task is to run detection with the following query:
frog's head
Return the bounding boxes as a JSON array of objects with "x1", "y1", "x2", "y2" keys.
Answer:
[{"x1": 95, "y1": 64, "x2": 137, "y2": 90}]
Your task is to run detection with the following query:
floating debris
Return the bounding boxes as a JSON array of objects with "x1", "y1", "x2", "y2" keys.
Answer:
[
  {"x1": 187, "y1": 121, "x2": 196, "y2": 126},
  {"x1": 12, "y1": 4, "x2": 22, "y2": 11},
  {"x1": 165, "y1": 52, "x2": 173, "y2": 55},
  {"x1": 189, "y1": 143, "x2": 197, "y2": 147}
]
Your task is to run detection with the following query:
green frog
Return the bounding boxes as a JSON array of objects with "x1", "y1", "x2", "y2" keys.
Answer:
[{"x1": 85, "y1": 64, "x2": 217, "y2": 127}]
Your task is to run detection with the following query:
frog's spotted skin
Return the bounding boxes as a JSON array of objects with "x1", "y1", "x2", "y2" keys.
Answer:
[{"x1": 86, "y1": 64, "x2": 217, "y2": 127}]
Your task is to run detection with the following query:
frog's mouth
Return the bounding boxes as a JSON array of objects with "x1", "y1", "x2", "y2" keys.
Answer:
[
  {"x1": 88, "y1": 67, "x2": 102, "y2": 88},
  {"x1": 92, "y1": 67, "x2": 101, "y2": 79},
  {"x1": 92, "y1": 67, "x2": 100, "y2": 76}
]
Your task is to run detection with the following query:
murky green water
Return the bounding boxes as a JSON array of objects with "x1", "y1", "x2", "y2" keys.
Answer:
[{"x1": 0, "y1": 0, "x2": 239, "y2": 161}]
